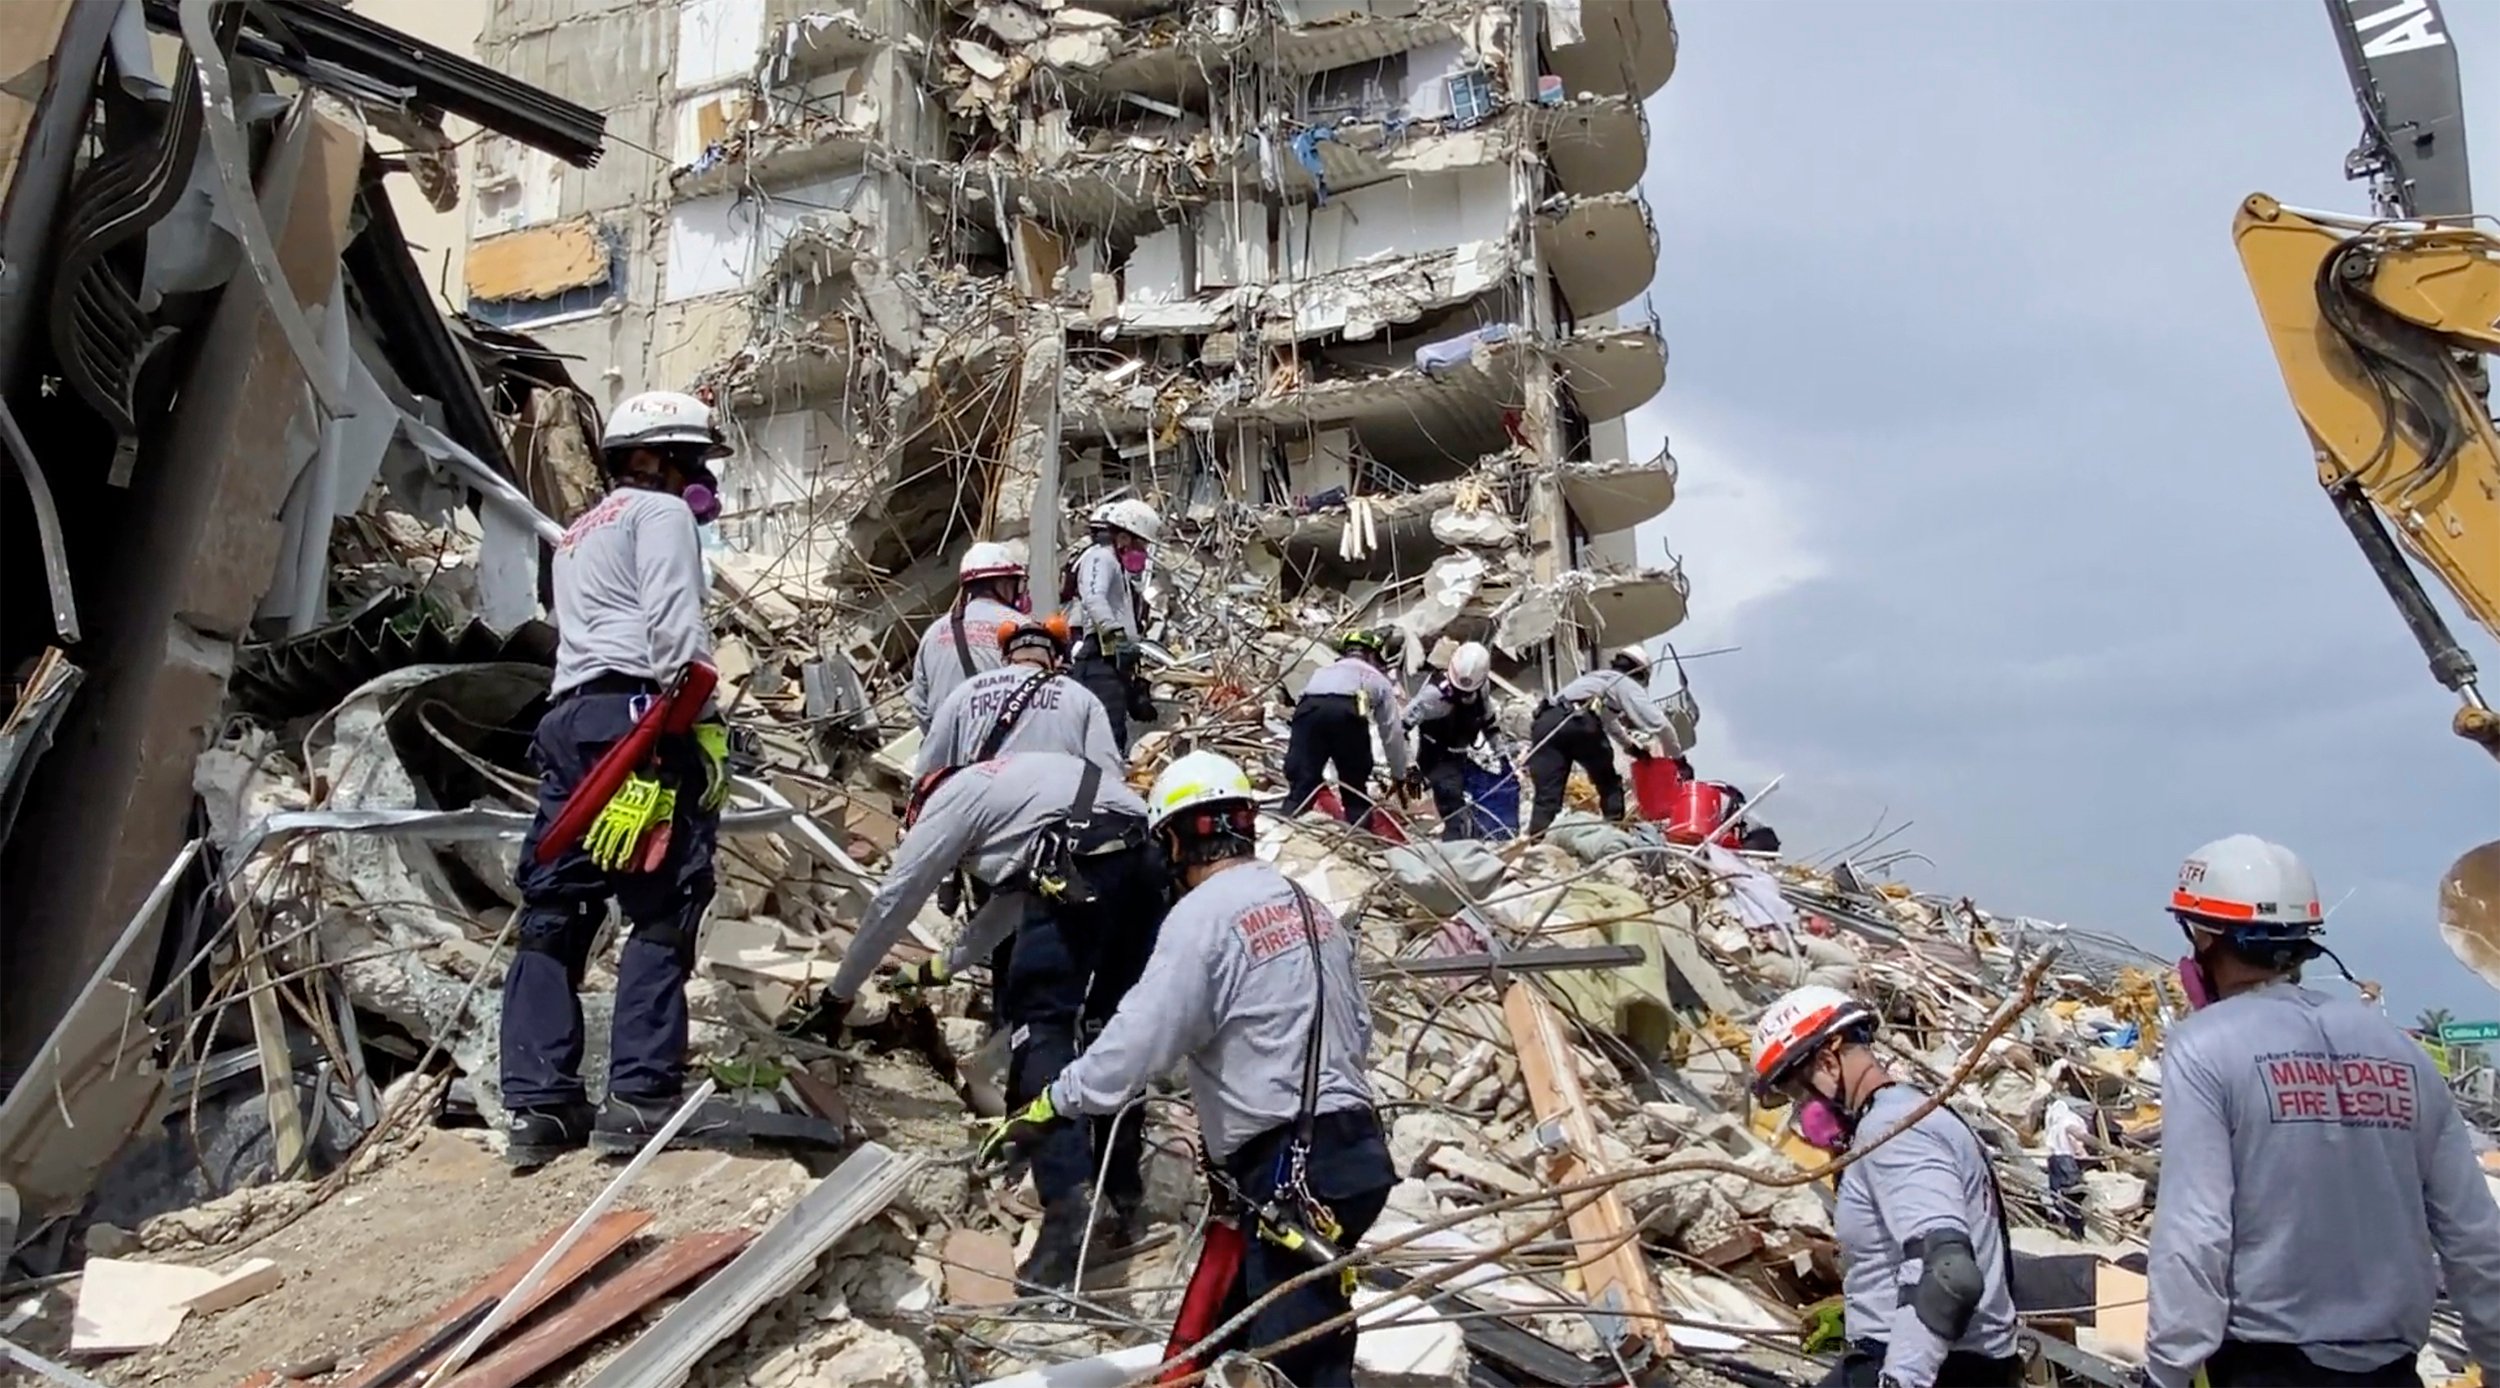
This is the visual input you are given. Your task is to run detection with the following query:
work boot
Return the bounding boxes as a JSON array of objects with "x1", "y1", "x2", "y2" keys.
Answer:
[
  {"x1": 1018, "y1": 1187, "x2": 1102, "y2": 1293},
  {"x1": 589, "y1": 1091, "x2": 747, "y2": 1157},
  {"x1": 503, "y1": 1101, "x2": 594, "y2": 1170},
  {"x1": 1099, "y1": 1189, "x2": 1149, "y2": 1255}
]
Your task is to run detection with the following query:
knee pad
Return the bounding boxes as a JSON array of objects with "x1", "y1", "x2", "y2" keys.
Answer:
[{"x1": 1907, "y1": 1229, "x2": 1986, "y2": 1340}]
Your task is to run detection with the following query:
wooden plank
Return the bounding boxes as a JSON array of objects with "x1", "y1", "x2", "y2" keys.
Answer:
[
  {"x1": 463, "y1": 219, "x2": 609, "y2": 302},
  {"x1": 329, "y1": 1210, "x2": 653, "y2": 1388},
  {"x1": 234, "y1": 912, "x2": 305, "y2": 1179},
  {"x1": 1500, "y1": 982, "x2": 1670, "y2": 1357},
  {"x1": 441, "y1": 1232, "x2": 752, "y2": 1388},
  {"x1": 584, "y1": 1144, "x2": 919, "y2": 1388},
  {"x1": 181, "y1": 1257, "x2": 284, "y2": 1315}
]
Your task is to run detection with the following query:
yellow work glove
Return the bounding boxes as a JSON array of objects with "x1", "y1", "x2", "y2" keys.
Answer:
[
  {"x1": 886, "y1": 957, "x2": 951, "y2": 993},
  {"x1": 977, "y1": 1091, "x2": 1067, "y2": 1170},
  {"x1": 693, "y1": 723, "x2": 732, "y2": 811},
  {"x1": 585, "y1": 774, "x2": 675, "y2": 871}
]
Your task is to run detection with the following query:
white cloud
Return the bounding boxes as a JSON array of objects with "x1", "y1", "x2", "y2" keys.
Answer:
[{"x1": 1627, "y1": 399, "x2": 1831, "y2": 652}]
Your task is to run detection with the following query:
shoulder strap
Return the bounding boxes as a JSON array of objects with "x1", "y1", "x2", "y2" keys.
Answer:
[
  {"x1": 951, "y1": 602, "x2": 977, "y2": 679},
  {"x1": 1065, "y1": 758, "x2": 1103, "y2": 832},
  {"x1": 973, "y1": 668, "x2": 1058, "y2": 762},
  {"x1": 1288, "y1": 886, "x2": 1328, "y2": 1148}
]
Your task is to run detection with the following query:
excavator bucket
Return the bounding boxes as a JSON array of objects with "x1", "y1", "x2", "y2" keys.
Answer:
[{"x1": 2436, "y1": 841, "x2": 2500, "y2": 993}]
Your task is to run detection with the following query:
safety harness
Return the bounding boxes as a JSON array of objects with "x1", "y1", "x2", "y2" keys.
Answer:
[
  {"x1": 973, "y1": 668, "x2": 1058, "y2": 762},
  {"x1": 950, "y1": 604, "x2": 978, "y2": 679},
  {"x1": 1199, "y1": 887, "x2": 1356, "y2": 1285}
]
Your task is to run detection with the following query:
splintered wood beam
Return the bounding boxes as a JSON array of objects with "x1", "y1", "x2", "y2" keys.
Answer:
[
  {"x1": 1500, "y1": 981, "x2": 1671, "y2": 1358},
  {"x1": 327, "y1": 1209, "x2": 653, "y2": 1388},
  {"x1": 441, "y1": 1232, "x2": 754, "y2": 1388}
]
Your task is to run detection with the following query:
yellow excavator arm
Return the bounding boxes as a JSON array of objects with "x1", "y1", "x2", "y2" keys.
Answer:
[{"x1": 2233, "y1": 195, "x2": 2500, "y2": 759}]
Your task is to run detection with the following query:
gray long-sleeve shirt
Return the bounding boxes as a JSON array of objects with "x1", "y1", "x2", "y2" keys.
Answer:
[
  {"x1": 550, "y1": 488, "x2": 713, "y2": 696},
  {"x1": 1554, "y1": 668, "x2": 1672, "y2": 754},
  {"x1": 1070, "y1": 543, "x2": 1139, "y2": 647},
  {"x1": 917, "y1": 664, "x2": 1125, "y2": 780},
  {"x1": 2144, "y1": 983, "x2": 2500, "y2": 1386},
  {"x1": 1301, "y1": 656, "x2": 1411, "y2": 779},
  {"x1": 826, "y1": 753, "x2": 1147, "y2": 1001},
  {"x1": 1050, "y1": 860, "x2": 1375, "y2": 1163},
  {"x1": 907, "y1": 596, "x2": 1025, "y2": 731},
  {"x1": 1833, "y1": 1086, "x2": 2019, "y2": 1388}
]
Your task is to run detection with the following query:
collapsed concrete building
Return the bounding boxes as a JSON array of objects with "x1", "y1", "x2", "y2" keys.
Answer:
[{"x1": 456, "y1": 0, "x2": 1686, "y2": 681}]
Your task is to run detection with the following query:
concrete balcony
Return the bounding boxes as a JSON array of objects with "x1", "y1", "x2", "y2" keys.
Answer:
[
  {"x1": 1541, "y1": 94, "x2": 1647, "y2": 197},
  {"x1": 1543, "y1": 191, "x2": 1656, "y2": 319},
  {"x1": 1554, "y1": 306, "x2": 1667, "y2": 422},
  {"x1": 1561, "y1": 447, "x2": 1677, "y2": 537},
  {"x1": 1577, "y1": 564, "x2": 1690, "y2": 645},
  {"x1": 1547, "y1": 0, "x2": 1679, "y2": 100}
]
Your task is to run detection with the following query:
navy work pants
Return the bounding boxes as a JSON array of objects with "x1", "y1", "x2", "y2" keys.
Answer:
[
  {"x1": 1285, "y1": 694, "x2": 1375, "y2": 827},
  {"x1": 501, "y1": 685, "x2": 719, "y2": 1111},
  {"x1": 1526, "y1": 703, "x2": 1620, "y2": 833},
  {"x1": 1215, "y1": 1108, "x2": 1395, "y2": 1388},
  {"x1": 1823, "y1": 1341, "x2": 2022, "y2": 1388},
  {"x1": 999, "y1": 828, "x2": 1163, "y2": 1204},
  {"x1": 1414, "y1": 739, "x2": 1475, "y2": 841},
  {"x1": 2205, "y1": 1341, "x2": 2423, "y2": 1388},
  {"x1": 1072, "y1": 651, "x2": 1132, "y2": 752}
]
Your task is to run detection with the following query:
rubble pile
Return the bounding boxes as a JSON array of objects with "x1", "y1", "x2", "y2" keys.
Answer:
[{"x1": 0, "y1": 475, "x2": 2243, "y2": 1387}]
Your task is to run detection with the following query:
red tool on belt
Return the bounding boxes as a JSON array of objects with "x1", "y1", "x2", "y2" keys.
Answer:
[
  {"x1": 532, "y1": 662, "x2": 719, "y2": 866},
  {"x1": 1158, "y1": 1220, "x2": 1247, "y2": 1384}
]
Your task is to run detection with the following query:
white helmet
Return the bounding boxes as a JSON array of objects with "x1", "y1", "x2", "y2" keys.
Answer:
[
  {"x1": 1750, "y1": 984, "x2": 1874, "y2": 1098},
  {"x1": 958, "y1": 540, "x2": 1024, "y2": 586},
  {"x1": 2171, "y1": 834, "x2": 2324, "y2": 933},
  {"x1": 602, "y1": 390, "x2": 730, "y2": 458},
  {"x1": 1448, "y1": 641, "x2": 1492, "y2": 693},
  {"x1": 1147, "y1": 750, "x2": 1255, "y2": 833},
  {"x1": 1610, "y1": 643, "x2": 1651, "y2": 674},
  {"x1": 1091, "y1": 498, "x2": 1162, "y2": 544}
]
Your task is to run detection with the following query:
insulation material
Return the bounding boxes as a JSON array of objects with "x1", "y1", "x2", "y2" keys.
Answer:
[
  {"x1": 463, "y1": 219, "x2": 611, "y2": 303},
  {"x1": 1122, "y1": 223, "x2": 1192, "y2": 305},
  {"x1": 675, "y1": 0, "x2": 768, "y2": 91},
  {"x1": 665, "y1": 173, "x2": 865, "y2": 302}
]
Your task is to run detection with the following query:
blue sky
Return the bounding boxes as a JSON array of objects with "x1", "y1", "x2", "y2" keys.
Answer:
[{"x1": 1631, "y1": 0, "x2": 2499, "y2": 1017}]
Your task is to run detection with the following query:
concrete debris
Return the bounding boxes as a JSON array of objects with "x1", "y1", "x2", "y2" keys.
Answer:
[{"x1": 4, "y1": 2, "x2": 2489, "y2": 1387}]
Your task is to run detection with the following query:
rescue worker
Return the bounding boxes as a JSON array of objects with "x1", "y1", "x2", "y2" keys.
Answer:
[
  {"x1": 908, "y1": 541, "x2": 1028, "y2": 733},
  {"x1": 1752, "y1": 985, "x2": 2021, "y2": 1388},
  {"x1": 981, "y1": 752, "x2": 1393, "y2": 1388},
  {"x1": 1284, "y1": 630, "x2": 1411, "y2": 832},
  {"x1": 1067, "y1": 498, "x2": 1161, "y2": 752},
  {"x1": 503, "y1": 390, "x2": 738, "y2": 1169},
  {"x1": 2143, "y1": 835, "x2": 2500, "y2": 1388},
  {"x1": 1526, "y1": 644, "x2": 1674, "y2": 835},
  {"x1": 919, "y1": 615, "x2": 1124, "y2": 780},
  {"x1": 811, "y1": 752, "x2": 1166, "y2": 1291},
  {"x1": 1402, "y1": 641, "x2": 1497, "y2": 841}
]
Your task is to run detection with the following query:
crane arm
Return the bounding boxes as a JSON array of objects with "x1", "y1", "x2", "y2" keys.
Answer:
[{"x1": 2232, "y1": 195, "x2": 2500, "y2": 758}]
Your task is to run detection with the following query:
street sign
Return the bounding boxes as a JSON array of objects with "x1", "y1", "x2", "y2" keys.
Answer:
[{"x1": 2437, "y1": 1021, "x2": 2500, "y2": 1045}]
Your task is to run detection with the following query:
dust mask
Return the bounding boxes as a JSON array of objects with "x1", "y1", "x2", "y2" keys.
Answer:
[
  {"x1": 1797, "y1": 1094, "x2": 1851, "y2": 1152},
  {"x1": 1120, "y1": 547, "x2": 1148, "y2": 576},
  {"x1": 2176, "y1": 954, "x2": 2216, "y2": 1011}
]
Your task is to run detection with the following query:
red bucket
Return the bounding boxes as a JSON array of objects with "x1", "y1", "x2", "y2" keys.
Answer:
[
  {"x1": 1664, "y1": 780, "x2": 1735, "y2": 846},
  {"x1": 1630, "y1": 756, "x2": 1685, "y2": 822}
]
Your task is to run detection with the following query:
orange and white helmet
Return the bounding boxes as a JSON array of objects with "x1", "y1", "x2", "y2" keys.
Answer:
[
  {"x1": 2171, "y1": 834, "x2": 2324, "y2": 936},
  {"x1": 1750, "y1": 985, "x2": 1875, "y2": 1100}
]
